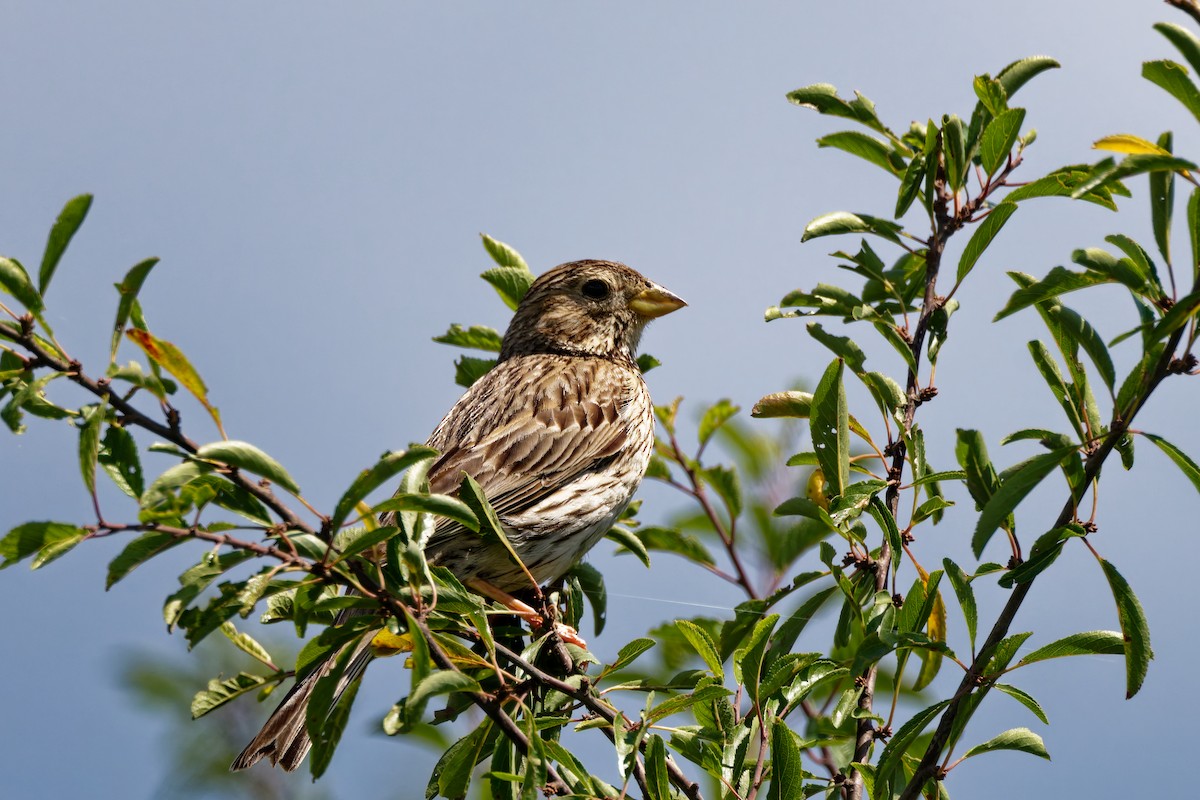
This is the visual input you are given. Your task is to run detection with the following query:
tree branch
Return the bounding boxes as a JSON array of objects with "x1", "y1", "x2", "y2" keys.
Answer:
[
  {"x1": 895, "y1": 276, "x2": 1198, "y2": 800},
  {"x1": 4, "y1": 321, "x2": 315, "y2": 534}
]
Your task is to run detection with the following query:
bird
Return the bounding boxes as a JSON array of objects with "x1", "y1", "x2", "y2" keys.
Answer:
[{"x1": 231, "y1": 259, "x2": 685, "y2": 772}]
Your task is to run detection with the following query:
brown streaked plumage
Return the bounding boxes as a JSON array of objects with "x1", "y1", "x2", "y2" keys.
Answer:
[{"x1": 232, "y1": 260, "x2": 684, "y2": 773}]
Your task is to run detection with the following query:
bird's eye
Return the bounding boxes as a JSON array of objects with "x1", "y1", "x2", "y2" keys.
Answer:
[{"x1": 581, "y1": 279, "x2": 611, "y2": 300}]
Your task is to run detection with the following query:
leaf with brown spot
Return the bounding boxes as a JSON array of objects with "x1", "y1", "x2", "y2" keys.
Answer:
[{"x1": 125, "y1": 327, "x2": 226, "y2": 438}]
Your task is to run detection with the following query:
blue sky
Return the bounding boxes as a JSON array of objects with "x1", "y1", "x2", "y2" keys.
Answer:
[{"x1": 3, "y1": 3, "x2": 1197, "y2": 798}]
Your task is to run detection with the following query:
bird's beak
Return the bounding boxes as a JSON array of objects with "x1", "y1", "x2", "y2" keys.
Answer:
[{"x1": 629, "y1": 284, "x2": 687, "y2": 319}]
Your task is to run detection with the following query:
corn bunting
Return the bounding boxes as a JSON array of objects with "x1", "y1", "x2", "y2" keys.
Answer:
[{"x1": 232, "y1": 259, "x2": 684, "y2": 771}]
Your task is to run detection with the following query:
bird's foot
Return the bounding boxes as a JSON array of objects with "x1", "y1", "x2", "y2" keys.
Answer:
[{"x1": 465, "y1": 577, "x2": 589, "y2": 649}]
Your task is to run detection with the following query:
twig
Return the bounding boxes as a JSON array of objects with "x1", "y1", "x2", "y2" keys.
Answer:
[{"x1": 665, "y1": 430, "x2": 760, "y2": 600}]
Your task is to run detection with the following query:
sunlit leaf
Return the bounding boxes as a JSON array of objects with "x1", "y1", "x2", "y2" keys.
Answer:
[
  {"x1": 1098, "y1": 559, "x2": 1153, "y2": 698},
  {"x1": 195, "y1": 440, "x2": 300, "y2": 494},
  {"x1": 125, "y1": 327, "x2": 224, "y2": 437},
  {"x1": 961, "y1": 728, "x2": 1049, "y2": 761},
  {"x1": 38, "y1": 193, "x2": 93, "y2": 295}
]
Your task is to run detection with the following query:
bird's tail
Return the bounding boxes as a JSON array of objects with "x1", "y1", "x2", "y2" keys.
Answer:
[{"x1": 231, "y1": 634, "x2": 374, "y2": 772}]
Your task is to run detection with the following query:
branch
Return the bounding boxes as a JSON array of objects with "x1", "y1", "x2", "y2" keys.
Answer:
[
  {"x1": 5, "y1": 321, "x2": 314, "y2": 534},
  {"x1": 895, "y1": 282, "x2": 1198, "y2": 800},
  {"x1": 848, "y1": 144, "x2": 1024, "y2": 800},
  {"x1": 666, "y1": 430, "x2": 760, "y2": 601}
]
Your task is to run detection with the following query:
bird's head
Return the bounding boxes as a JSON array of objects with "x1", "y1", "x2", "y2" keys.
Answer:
[{"x1": 499, "y1": 260, "x2": 686, "y2": 363}]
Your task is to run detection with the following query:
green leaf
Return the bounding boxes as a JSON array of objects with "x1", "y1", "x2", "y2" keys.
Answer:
[
  {"x1": 106, "y1": 360, "x2": 177, "y2": 400},
  {"x1": 429, "y1": 725, "x2": 494, "y2": 799},
  {"x1": 676, "y1": 619, "x2": 724, "y2": 676},
  {"x1": 609, "y1": 638, "x2": 657, "y2": 672},
  {"x1": 30, "y1": 527, "x2": 88, "y2": 569},
  {"x1": 973, "y1": 74, "x2": 1009, "y2": 117},
  {"x1": 896, "y1": 153, "x2": 926, "y2": 218},
  {"x1": 433, "y1": 323, "x2": 504, "y2": 352},
  {"x1": 644, "y1": 735, "x2": 671, "y2": 800},
  {"x1": 767, "y1": 719, "x2": 803, "y2": 800},
  {"x1": 811, "y1": 359, "x2": 849, "y2": 497},
  {"x1": 481, "y1": 266, "x2": 535, "y2": 311},
  {"x1": 97, "y1": 425, "x2": 145, "y2": 499},
  {"x1": 1155, "y1": 22, "x2": 1200, "y2": 76},
  {"x1": 409, "y1": 670, "x2": 481, "y2": 710},
  {"x1": 700, "y1": 464, "x2": 742, "y2": 519},
  {"x1": 220, "y1": 621, "x2": 275, "y2": 667},
  {"x1": 962, "y1": 728, "x2": 1049, "y2": 761},
  {"x1": 1, "y1": 522, "x2": 87, "y2": 570},
  {"x1": 1142, "y1": 433, "x2": 1200, "y2": 494},
  {"x1": 329, "y1": 447, "x2": 439, "y2": 533},
  {"x1": 636, "y1": 353, "x2": 661, "y2": 373},
  {"x1": 807, "y1": 322, "x2": 866, "y2": 373},
  {"x1": 868, "y1": 495, "x2": 903, "y2": 561},
  {"x1": 996, "y1": 56, "x2": 1060, "y2": 97},
  {"x1": 926, "y1": 298, "x2": 958, "y2": 364},
  {"x1": 955, "y1": 429, "x2": 1002, "y2": 510},
  {"x1": 1143, "y1": 60, "x2": 1200, "y2": 124},
  {"x1": 980, "y1": 108, "x2": 1026, "y2": 175},
  {"x1": 454, "y1": 355, "x2": 497, "y2": 388},
  {"x1": 125, "y1": 328, "x2": 223, "y2": 435},
  {"x1": 1098, "y1": 559, "x2": 1153, "y2": 698},
  {"x1": 943, "y1": 114, "x2": 967, "y2": 191},
  {"x1": 567, "y1": 561, "x2": 607, "y2": 636},
  {"x1": 698, "y1": 399, "x2": 739, "y2": 447},
  {"x1": 1026, "y1": 339, "x2": 1085, "y2": 438},
  {"x1": 195, "y1": 440, "x2": 300, "y2": 494},
  {"x1": 480, "y1": 233, "x2": 529, "y2": 270},
  {"x1": 802, "y1": 211, "x2": 903, "y2": 245},
  {"x1": 875, "y1": 699, "x2": 952, "y2": 788},
  {"x1": 994, "y1": 267, "x2": 1109, "y2": 321},
  {"x1": 1005, "y1": 165, "x2": 1121, "y2": 210},
  {"x1": 1075, "y1": 153, "x2": 1198, "y2": 198},
  {"x1": 191, "y1": 671, "x2": 270, "y2": 719},
  {"x1": 106, "y1": 531, "x2": 184, "y2": 588},
  {"x1": 1149, "y1": 286, "x2": 1200, "y2": 341},
  {"x1": 1016, "y1": 630, "x2": 1125, "y2": 666},
  {"x1": 606, "y1": 525, "x2": 650, "y2": 567},
  {"x1": 816, "y1": 131, "x2": 904, "y2": 175},
  {"x1": 77, "y1": 402, "x2": 107, "y2": 495},
  {"x1": 633, "y1": 526, "x2": 716, "y2": 567},
  {"x1": 371, "y1": 493, "x2": 480, "y2": 531},
  {"x1": 1149, "y1": 132, "x2": 1177, "y2": 270},
  {"x1": 38, "y1": 194, "x2": 93, "y2": 295},
  {"x1": 972, "y1": 447, "x2": 1074, "y2": 557},
  {"x1": 1190, "y1": 187, "x2": 1200, "y2": 284},
  {"x1": 0, "y1": 256, "x2": 43, "y2": 314},
  {"x1": 770, "y1": 586, "x2": 838, "y2": 662},
  {"x1": 786, "y1": 84, "x2": 888, "y2": 134},
  {"x1": 1078, "y1": 240, "x2": 1162, "y2": 299},
  {"x1": 943, "y1": 558, "x2": 978, "y2": 651},
  {"x1": 957, "y1": 203, "x2": 1018, "y2": 285},
  {"x1": 993, "y1": 683, "x2": 1049, "y2": 724},
  {"x1": 109, "y1": 258, "x2": 158, "y2": 362},
  {"x1": 1048, "y1": 305, "x2": 1115, "y2": 392},
  {"x1": 732, "y1": 613, "x2": 779, "y2": 703}
]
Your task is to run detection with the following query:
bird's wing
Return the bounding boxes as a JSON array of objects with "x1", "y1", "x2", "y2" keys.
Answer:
[{"x1": 424, "y1": 356, "x2": 637, "y2": 520}]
